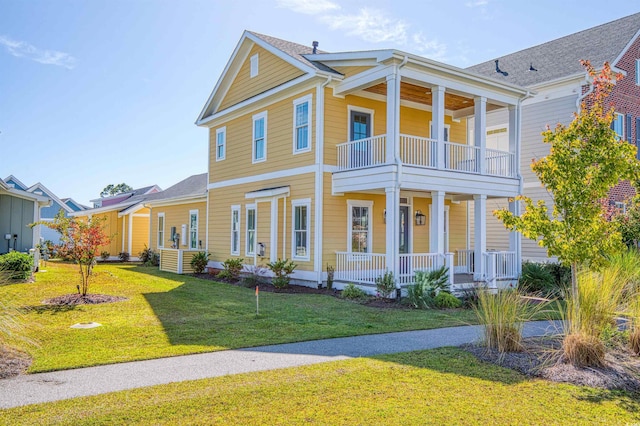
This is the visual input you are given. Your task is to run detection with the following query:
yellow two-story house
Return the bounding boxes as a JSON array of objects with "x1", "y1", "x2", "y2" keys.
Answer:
[{"x1": 197, "y1": 31, "x2": 530, "y2": 292}]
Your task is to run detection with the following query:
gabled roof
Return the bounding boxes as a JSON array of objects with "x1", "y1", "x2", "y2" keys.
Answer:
[
  {"x1": 144, "y1": 173, "x2": 207, "y2": 206},
  {"x1": 27, "y1": 182, "x2": 74, "y2": 214},
  {"x1": 89, "y1": 185, "x2": 162, "y2": 204},
  {"x1": 61, "y1": 198, "x2": 89, "y2": 211},
  {"x1": 467, "y1": 12, "x2": 640, "y2": 87},
  {"x1": 0, "y1": 179, "x2": 51, "y2": 205},
  {"x1": 3, "y1": 175, "x2": 28, "y2": 191},
  {"x1": 196, "y1": 30, "x2": 341, "y2": 125}
]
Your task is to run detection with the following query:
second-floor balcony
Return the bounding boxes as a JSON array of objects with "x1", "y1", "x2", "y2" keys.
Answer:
[{"x1": 336, "y1": 134, "x2": 516, "y2": 178}]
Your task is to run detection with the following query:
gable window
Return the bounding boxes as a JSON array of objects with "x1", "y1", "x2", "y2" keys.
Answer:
[
  {"x1": 292, "y1": 199, "x2": 311, "y2": 260},
  {"x1": 157, "y1": 213, "x2": 165, "y2": 248},
  {"x1": 246, "y1": 205, "x2": 256, "y2": 256},
  {"x1": 216, "y1": 127, "x2": 226, "y2": 161},
  {"x1": 252, "y1": 112, "x2": 267, "y2": 163},
  {"x1": 615, "y1": 201, "x2": 627, "y2": 214},
  {"x1": 348, "y1": 200, "x2": 373, "y2": 253},
  {"x1": 612, "y1": 113, "x2": 625, "y2": 141},
  {"x1": 250, "y1": 54, "x2": 259, "y2": 78},
  {"x1": 231, "y1": 205, "x2": 240, "y2": 255},
  {"x1": 636, "y1": 59, "x2": 640, "y2": 86},
  {"x1": 293, "y1": 95, "x2": 312, "y2": 153},
  {"x1": 189, "y1": 210, "x2": 199, "y2": 250}
]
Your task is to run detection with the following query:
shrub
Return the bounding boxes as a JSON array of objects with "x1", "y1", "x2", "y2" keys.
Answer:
[
  {"x1": 519, "y1": 262, "x2": 554, "y2": 295},
  {"x1": 190, "y1": 252, "x2": 210, "y2": 274},
  {"x1": 545, "y1": 262, "x2": 571, "y2": 293},
  {"x1": 375, "y1": 270, "x2": 396, "y2": 299},
  {"x1": 434, "y1": 291, "x2": 462, "y2": 309},
  {"x1": 267, "y1": 258, "x2": 297, "y2": 289},
  {"x1": 220, "y1": 258, "x2": 244, "y2": 281},
  {"x1": 326, "y1": 264, "x2": 334, "y2": 290},
  {"x1": 341, "y1": 283, "x2": 366, "y2": 300},
  {"x1": 0, "y1": 251, "x2": 33, "y2": 281},
  {"x1": 118, "y1": 252, "x2": 130, "y2": 262},
  {"x1": 138, "y1": 246, "x2": 160, "y2": 266},
  {"x1": 100, "y1": 251, "x2": 110, "y2": 261},
  {"x1": 242, "y1": 264, "x2": 267, "y2": 288},
  {"x1": 405, "y1": 266, "x2": 449, "y2": 309}
]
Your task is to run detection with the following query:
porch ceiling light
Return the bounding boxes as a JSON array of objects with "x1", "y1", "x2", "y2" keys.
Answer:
[{"x1": 415, "y1": 210, "x2": 426, "y2": 226}]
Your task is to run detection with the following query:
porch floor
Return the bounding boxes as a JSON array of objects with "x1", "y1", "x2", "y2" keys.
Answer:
[{"x1": 453, "y1": 273, "x2": 475, "y2": 284}]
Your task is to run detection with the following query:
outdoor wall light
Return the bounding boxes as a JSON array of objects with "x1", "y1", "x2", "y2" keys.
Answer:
[
  {"x1": 415, "y1": 210, "x2": 426, "y2": 226},
  {"x1": 383, "y1": 209, "x2": 386, "y2": 223}
]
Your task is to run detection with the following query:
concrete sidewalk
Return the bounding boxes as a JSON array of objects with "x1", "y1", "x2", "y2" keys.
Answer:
[{"x1": 0, "y1": 321, "x2": 560, "y2": 409}]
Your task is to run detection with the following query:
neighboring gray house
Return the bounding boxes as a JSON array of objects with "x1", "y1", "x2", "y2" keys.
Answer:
[
  {"x1": 466, "y1": 12, "x2": 640, "y2": 261},
  {"x1": 0, "y1": 178, "x2": 51, "y2": 254}
]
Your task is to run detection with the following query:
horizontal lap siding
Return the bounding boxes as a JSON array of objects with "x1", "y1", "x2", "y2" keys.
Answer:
[
  {"x1": 210, "y1": 89, "x2": 316, "y2": 181},
  {"x1": 219, "y1": 44, "x2": 304, "y2": 111},
  {"x1": 78, "y1": 211, "x2": 121, "y2": 256},
  {"x1": 332, "y1": 66, "x2": 374, "y2": 78},
  {"x1": 150, "y1": 201, "x2": 207, "y2": 250},
  {"x1": 208, "y1": 174, "x2": 315, "y2": 271},
  {"x1": 132, "y1": 214, "x2": 150, "y2": 257}
]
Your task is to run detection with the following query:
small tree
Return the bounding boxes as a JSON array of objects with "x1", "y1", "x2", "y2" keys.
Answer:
[
  {"x1": 34, "y1": 211, "x2": 111, "y2": 296},
  {"x1": 100, "y1": 183, "x2": 133, "y2": 198},
  {"x1": 495, "y1": 61, "x2": 640, "y2": 299}
]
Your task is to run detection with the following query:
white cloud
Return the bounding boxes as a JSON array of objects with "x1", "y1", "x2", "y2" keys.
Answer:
[
  {"x1": 276, "y1": 0, "x2": 340, "y2": 15},
  {"x1": 465, "y1": 0, "x2": 488, "y2": 7},
  {"x1": 0, "y1": 35, "x2": 76, "y2": 69},
  {"x1": 412, "y1": 32, "x2": 447, "y2": 60},
  {"x1": 322, "y1": 8, "x2": 408, "y2": 44}
]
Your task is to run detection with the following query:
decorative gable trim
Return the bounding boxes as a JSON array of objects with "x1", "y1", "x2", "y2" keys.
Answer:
[{"x1": 27, "y1": 183, "x2": 74, "y2": 214}]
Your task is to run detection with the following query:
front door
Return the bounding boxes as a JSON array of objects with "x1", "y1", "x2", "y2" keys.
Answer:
[{"x1": 350, "y1": 111, "x2": 371, "y2": 168}]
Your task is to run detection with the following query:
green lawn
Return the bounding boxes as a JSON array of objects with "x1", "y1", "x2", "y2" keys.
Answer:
[
  {"x1": 3, "y1": 347, "x2": 637, "y2": 425},
  {"x1": 4, "y1": 262, "x2": 476, "y2": 373}
]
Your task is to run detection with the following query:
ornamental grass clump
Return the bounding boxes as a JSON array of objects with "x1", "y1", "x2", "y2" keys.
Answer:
[
  {"x1": 474, "y1": 289, "x2": 526, "y2": 353},
  {"x1": 629, "y1": 295, "x2": 640, "y2": 356}
]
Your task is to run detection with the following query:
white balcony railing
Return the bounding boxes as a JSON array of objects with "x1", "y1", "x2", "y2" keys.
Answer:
[
  {"x1": 335, "y1": 252, "x2": 386, "y2": 285},
  {"x1": 485, "y1": 149, "x2": 516, "y2": 178},
  {"x1": 336, "y1": 135, "x2": 386, "y2": 171},
  {"x1": 483, "y1": 251, "x2": 518, "y2": 287},
  {"x1": 336, "y1": 133, "x2": 516, "y2": 178},
  {"x1": 400, "y1": 134, "x2": 437, "y2": 168}
]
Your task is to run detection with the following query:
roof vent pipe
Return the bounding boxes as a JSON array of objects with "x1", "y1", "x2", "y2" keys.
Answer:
[{"x1": 312, "y1": 41, "x2": 318, "y2": 54}]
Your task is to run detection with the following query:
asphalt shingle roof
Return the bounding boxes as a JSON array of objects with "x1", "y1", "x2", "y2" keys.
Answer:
[
  {"x1": 467, "y1": 13, "x2": 640, "y2": 87},
  {"x1": 144, "y1": 173, "x2": 207, "y2": 202}
]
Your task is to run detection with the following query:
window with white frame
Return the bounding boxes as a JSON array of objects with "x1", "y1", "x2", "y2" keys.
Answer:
[
  {"x1": 216, "y1": 127, "x2": 226, "y2": 161},
  {"x1": 348, "y1": 200, "x2": 373, "y2": 253},
  {"x1": 250, "y1": 54, "x2": 259, "y2": 78},
  {"x1": 157, "y1": 213, "x2": 165, "y2": 248},
  {"x1": 246, "y1": 205, "x2": 256, "y2": 256},
  {"x1": 292, "y1": 199, "x2": 310, "y2": 260},
  {"x1": 613, "y1": 113, "x2": 625, "y2": 140},
  {"x1": 293, "y1": 95, "x2": 311, "y2": 153},
  {"x1": 252, "y1": 112, "x2": 267, "y2": 162},
  {"x1": 231, "y1": 205, "x2": 240, "y2": 255},
  {"x1": 615, "y1": 201, "x2": 627, "y2": 214},
  {"x1": 189, "y1": 210, "x2": 198, "y2": 250},
  {"x1": 636, "y1": 59, "x2": 640, "y2": 86}
]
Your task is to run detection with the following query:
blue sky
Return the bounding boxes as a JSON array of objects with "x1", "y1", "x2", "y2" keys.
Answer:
[{"x1": 1, "y1": 0, "x2": 639, "y2": 205}]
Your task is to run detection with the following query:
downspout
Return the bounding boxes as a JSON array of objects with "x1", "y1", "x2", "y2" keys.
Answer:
[{"x1": 314, "y1": 75, "x2": 332, "y2": 285}]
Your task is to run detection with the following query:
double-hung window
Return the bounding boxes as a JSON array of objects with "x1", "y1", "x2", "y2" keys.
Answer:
[
  {"x1": 216, "y1": 127, "x2": 226, "y2": 161},
  {"x1": 292, "y1": 199, "x2": 310, "y2": 260},
  {"x1": 293, "y1": 95, "x2": 311, "y2": 153},
  {"x1": 189, "y1": 210, "x2": 199, "y2": 249},
  {"x1": 157, "y1": 213, "x2": 165, "y2": 248},
  {"x1": 612, "y1": 113, "x2": 625, "y2": 141},
  {"x1": 348, "y1": 200, "x2": 373, "y2": 253},
  {"x1": 246, "y1": 205, "x2": 256, "y2": 256},
  {"x1": 231, "y1": 206, "x2": 240, "y2": 255},
  {"x1": 252, "y1": 112, "x2": 267, "y2": 163},
  {"x1": 636, "y1": 59, "x2": 640, "y2": 86}
]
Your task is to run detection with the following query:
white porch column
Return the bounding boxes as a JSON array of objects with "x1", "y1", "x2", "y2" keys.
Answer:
[
  {"x1": 385, "y1": 187, "x2": 400, "y2": 287},
  {"x1": 474, "y1": 194, "x2": 487, "y2": 281},
  {"x1": 508, "y1": 105, "x2": 517, "y2": 177},
  {"x1": 432, "y1": 86, "x2": 446, "y2": 169},
  {"x1": 509, "y1": 199, "x2": 522, "y2": 275},
  {"x1": 430, "y1": 191, "x2": 445, "y2": 254},
  {"x1": 386, "y1": 71, "x2": 400, "y2": 164},
  {"x1": 474, "y1": 96, "x2": 487, "y2": 174}
]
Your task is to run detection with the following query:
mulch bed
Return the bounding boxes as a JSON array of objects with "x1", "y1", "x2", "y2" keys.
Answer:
[
  {"x1": 463, "y1": 337, "x2": 640, "y2": 392},
  {"x1": 0, "y1": 346, "x2": 31, "y2": 379},
  {"x1": 43, "y1": 294, "x2": 128, "y2": 305}
]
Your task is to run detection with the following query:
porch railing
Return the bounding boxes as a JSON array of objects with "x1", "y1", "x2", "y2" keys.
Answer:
[
  {"x1": 483, "y1": 251, "x2": 518, "y2": 287},
  {"x1": 398, "y1": 253, "x2": 445, "y2": 285},
  {"x1": 400, "y1": 134, "x2": 437, "y2": 168},
  {"x1": 444, "y1": 141, "x2": 480, "y2": 173},
  {"x1": 336, "y1": 135, "x2": 386, "y2": 171},
  {"x1": 335, "y1": 252, "x2": 386, "y2": 285},
  {"x1": 485, "y1": 149, "x2": 516, "y2": 178},
  {"x1": 455, "y1": 249, "x2": 474, "y2": 274}
]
